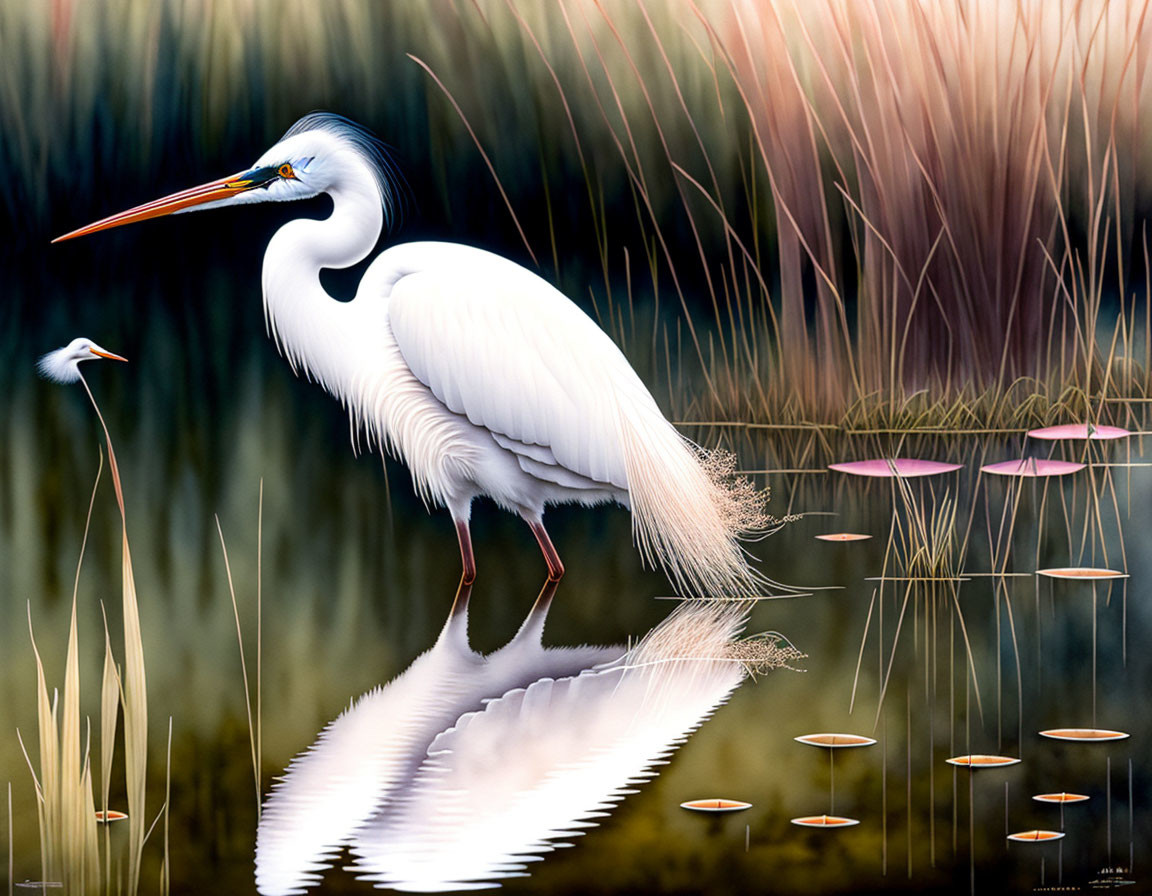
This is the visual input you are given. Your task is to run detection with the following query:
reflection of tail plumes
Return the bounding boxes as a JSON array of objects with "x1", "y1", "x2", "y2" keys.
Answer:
[
  {"x1": 350, "y1": 599, "x2": 795, "y2": 892},
  {"x1": 254, "y1": 581, "x2": 622, "y2": 896}
]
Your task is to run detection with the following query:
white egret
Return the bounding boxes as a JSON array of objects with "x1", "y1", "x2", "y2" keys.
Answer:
[
  {"x1": 54, "y1": 113, "x2": 768, "y2": 595},
  {"x1": 37, "y1": 337, "x2": 127, "y2": 383},
  {"x1": 38, "y1": 338, "x2": 129, "y2": 456}
]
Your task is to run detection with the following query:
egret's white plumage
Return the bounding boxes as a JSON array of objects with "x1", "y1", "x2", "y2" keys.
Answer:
[
  {"x1": 37, "y1": 337, "x2": 127, "y2": 383},
  {"x1": 54, "y1": 113, "x2": 769, "y2": 596},
  {"x1": 254, "y1": 581, "x2": 622, "y2": 896}
]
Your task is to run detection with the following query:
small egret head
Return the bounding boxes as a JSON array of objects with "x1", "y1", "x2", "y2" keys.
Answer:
[{"x1": 38, "y1": 338, "x2": 127, "y2": 384}]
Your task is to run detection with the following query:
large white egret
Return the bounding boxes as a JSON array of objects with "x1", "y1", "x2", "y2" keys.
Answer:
[{"x1": 54, "y1": 113, "x2": 767, "y2": 595}]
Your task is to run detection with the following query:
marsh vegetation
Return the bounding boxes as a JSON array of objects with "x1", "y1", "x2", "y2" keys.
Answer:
[{"x1": 1, "y1": 1, "x2": 1149, "y2": 893}]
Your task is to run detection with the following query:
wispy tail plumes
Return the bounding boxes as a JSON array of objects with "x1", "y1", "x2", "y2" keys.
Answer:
[{"x1": 620, "y1": 406, "x2": 774, "y2": 598}]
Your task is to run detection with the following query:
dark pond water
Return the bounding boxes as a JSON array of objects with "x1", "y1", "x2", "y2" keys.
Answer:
[{"x1": 1, "y1": 257, "x2": 1148, "y2": 895}]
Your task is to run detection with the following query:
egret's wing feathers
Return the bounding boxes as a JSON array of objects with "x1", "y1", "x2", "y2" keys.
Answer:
[
  {"x1": 488, "y1": 433, "x2": 558, "y2": 467},
  {"x1": 490, "y1": 433, "x2": 620, "y2": 493},
  {"x1": 374, "y1": 242, "x2": 768, "y2": 599},
  {"x1": 384, "y1": 244, "x2": 657, "y2": 491}
]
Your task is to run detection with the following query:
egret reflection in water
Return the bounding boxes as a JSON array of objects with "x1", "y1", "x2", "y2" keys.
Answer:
[
  {"x1": 255, "y1": 590, "x2": 800, "y2": 894},
  {"x1": 254, "y1": 578, "x2": 623, "y2": 895}
]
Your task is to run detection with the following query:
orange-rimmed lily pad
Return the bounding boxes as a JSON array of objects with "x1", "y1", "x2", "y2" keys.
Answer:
[
  {"x1": 1033, "y1": 792, "x2": 1089, "y2": 804},
  {"x1": 981, "y1": 459, "x2": 1085, "y2": 477},
  {"x1": 946, "y1": 754, "x2": 1020, "y2": 768},
  {"x1": 794, "y1": 733, "x2": 877, "y2": 748},
  {"x1": 791, "y1": 814, "x2": 859, "y2": 828},
  {"x1": 95, "y1": 810, "x2": 128, "y2": 823},
  {"x1": 815, "y1": 533, "x2": 873, "y2": 542},
  {"x1": 1039, "y1": 728, "x2": 1129, "y2": 742},
  {"x1": 680, "y1": 799, "x2": 752, "y2": 813},
  {"x1": 1027, "y1": 423, "x2": 1129, "y2": 441},
  {"x1": 1007, "y1": 829, "x2": 1065, "y2": 842},
  {"x1": 828, "y1": 459, "x2": 962, "y2": 478},
  {"x1": 1036, "y1": 567, "x2": 1127, "y2": 580}
]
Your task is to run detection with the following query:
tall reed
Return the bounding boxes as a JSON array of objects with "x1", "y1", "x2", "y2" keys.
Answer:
[
  {"x1": 19, "y1": 455, "x2": 103, "y2": 894},
  {"x1": 81, "y1": 375, "x2": 151, "y2": 895},
  {"x1": 424, "y1": 0, "x2": 1152, "y2": 426},
  {"x1": 17, "y1": 362, "x2": 163, "y2": 893}
]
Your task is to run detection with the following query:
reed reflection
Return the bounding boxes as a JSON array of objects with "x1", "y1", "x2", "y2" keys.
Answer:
[{"x1": 255, "y1": 587, "x2": 800, "y2": 894}]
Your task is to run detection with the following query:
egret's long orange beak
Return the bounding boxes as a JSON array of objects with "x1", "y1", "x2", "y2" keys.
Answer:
[
  {"x1": 52, "y1": 168, "x2": 274, "y2": 243},
  {"x1": 89, "y1": 347, "x2": 128, "y2": 363}
]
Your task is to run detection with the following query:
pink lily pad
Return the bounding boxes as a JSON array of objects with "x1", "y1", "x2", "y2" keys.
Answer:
[
  {"x1": 1027, "y1": 423, "x2": 1129, "y2": 440},
  {"x1": 980, "y1": 459, "x2": 1085, "y2": 477},
  {"x1": 828, "y1": 459, "x2": 963, "y2": 478}
]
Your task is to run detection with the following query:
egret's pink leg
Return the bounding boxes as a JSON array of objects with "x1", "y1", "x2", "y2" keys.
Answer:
[
  {"x1": 456, "y1": 519, "x2": 477, "y2": 585},
  {"x1": 528, "y1": 521, "x2": 565, "y2": 582}
]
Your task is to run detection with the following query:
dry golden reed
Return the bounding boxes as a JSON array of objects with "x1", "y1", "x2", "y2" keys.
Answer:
[{"x1": 17, "y1": 379, "x2": 166, "y2": 894}]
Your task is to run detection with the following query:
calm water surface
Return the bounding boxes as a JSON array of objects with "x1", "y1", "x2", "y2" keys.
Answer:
[{"x1": 1, "y1": 262, "x2": 1147, "y2": 894}]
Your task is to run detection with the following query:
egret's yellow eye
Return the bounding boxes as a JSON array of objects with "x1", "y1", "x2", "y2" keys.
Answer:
[{"x1": 279, "y1": 163, "x2": 295, "y2": 179}]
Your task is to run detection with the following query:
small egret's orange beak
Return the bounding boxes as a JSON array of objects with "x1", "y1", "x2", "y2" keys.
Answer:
[
  {"x1": 51, "y1": 168, "x2": 274, "y2": 243},
  {"x1": 89, "y1": 347, "x2": 128, "y2": 363}
]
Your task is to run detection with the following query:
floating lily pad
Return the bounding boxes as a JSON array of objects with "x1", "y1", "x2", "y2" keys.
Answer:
[
  {"x1": 828, "y1": 459, "x2": 963, "y2": 478},
  {"x1": 1036, "y1": 567, "x2": 1127, "y2": 580},
  {"x1": 794, "y1": 733, "x2": 876, "y2": 748},
  {"x1": 680, "y1": 799, "x2": 751, "y2": 813},
  {"x1": 1033, "y1": 792, "x2": 1089, "y2": 804},
  {"x1": 946, "y1": 754, "x2": 1020, "y2": 768},
  {"x1": 1008, "y1": 830, "x2": 1065, "y2": 842},
  {"x1": 981, "y1": 459, "x2": 1085, "y2": 477},
  {"x1": 790, "y1": 814, "x2": 859, "y2": 828},
  {"x1": 1039, "y1": 728, "x2": 1128, "y2": 742},
  {"x1": 1027, "y1": 423, "x2": 1129, "y2": 440}
]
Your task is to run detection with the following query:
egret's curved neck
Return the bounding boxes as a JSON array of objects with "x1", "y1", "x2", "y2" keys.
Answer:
[{"x1": 261, "y1": 167, "x2": 384, "y2": 386}]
